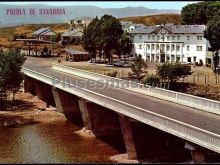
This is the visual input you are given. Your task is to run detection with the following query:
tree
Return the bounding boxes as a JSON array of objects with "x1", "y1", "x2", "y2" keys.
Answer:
[
  {"x1": 117, "y1": 31, "x2": 133, "y2": 60},
  {"x1": 156, "y1": 62, "x2": 191, "y2": 88},
  {"x1": 0, "y1": 49, "x2": 26, "y2": 101},
  {"x1": 82, "y1": 17, "x2": 100, "y2": 62},
  {"x1": 204, "y1": 16, "x2": 220, "y2": 73},
  {"x1": 205, "y1": 2, "x2": 220, "y2": 21},
  {"x1": 50, "y1": 34, "x2": 57, "y2": 42},
  {"x1": 129, "y1": 54, "x2": 148, "y2": 82},
  {"x1": 56, "y1": 33, "x2": 61, "y2": 42},
  {"x1": 181, "y1": 1, "x2": 216, "y2": 25},
  {"x1": 97, "y1": 14, "x2": 123, "y2": 64}
]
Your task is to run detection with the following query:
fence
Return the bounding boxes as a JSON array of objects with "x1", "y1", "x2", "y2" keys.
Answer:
[{"x1": 180, "y1": 72, "x2": 220, "y2": 85}]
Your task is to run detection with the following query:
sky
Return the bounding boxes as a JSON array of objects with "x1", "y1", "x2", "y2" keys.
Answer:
[{"x1": 0, "y1": 1, "x2": 198, "y2": 10}]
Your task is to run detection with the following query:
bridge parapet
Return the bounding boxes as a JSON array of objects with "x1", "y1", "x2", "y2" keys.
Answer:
[{"x1": 51, "y1": 64, "x2": 220, "y2": 116}]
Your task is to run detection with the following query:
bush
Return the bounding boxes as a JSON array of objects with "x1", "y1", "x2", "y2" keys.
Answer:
[
  {"x1": 105, "y1": 71, "x2": 117, "y2": 77},
  {"x1": 143, "y1": 74, "x2": 160, "y2": 86},
  {"x1": 156, "y1": 62, "x2": 191, "y2": 86},
  {"x1": 130, "y1": 54, "x2": 148, "y2": 82}
]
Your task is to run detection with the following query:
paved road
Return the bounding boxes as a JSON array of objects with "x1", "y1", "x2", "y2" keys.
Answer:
[{"x1": 23, "y1": 62, "x2": 220, "y2": 135}]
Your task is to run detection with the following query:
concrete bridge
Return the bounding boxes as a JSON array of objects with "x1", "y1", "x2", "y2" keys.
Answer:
[{"x1": 22, "y1": 63, "x2": 220, "y2": 163}]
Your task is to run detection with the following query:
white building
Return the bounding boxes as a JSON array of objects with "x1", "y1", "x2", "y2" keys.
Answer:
[
  {"x1": 69, "y1": 16, "x2": 93, "y2": 29},
  {"x1": 129, "y1": 24, "x2": 210, "y2": 65},
  {"x1": 121, "y1": 21, "x2": 146, "y2": 32}
]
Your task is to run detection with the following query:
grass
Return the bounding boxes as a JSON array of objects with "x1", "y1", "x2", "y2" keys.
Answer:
[{"x1": 70, "y1": 65, "x2": 131, "y2": 78}]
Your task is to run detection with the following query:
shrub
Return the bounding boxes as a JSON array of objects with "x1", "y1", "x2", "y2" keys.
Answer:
[
  {"x1": 105, "y1": 71, "x2": 117, "y2": 77},
  {"x1": 143, "y1": 74, "x2": 160, "y2": 86},
  {"x1": 156, "y1": 62, "x2": 191, "y2": 86}
]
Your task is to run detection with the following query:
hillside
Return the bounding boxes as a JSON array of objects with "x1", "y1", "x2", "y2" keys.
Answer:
[
  {"x1": 0, "y1": 23, "x2": 70, "y2": 50},
  {"x1": 119, "y1": 14, "x2": 182, "y2": 25},
  {"x1": 0, "y1": 23, "x2": 70, "y2": 39}
]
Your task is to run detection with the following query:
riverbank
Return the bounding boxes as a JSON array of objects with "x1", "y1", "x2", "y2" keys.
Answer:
[
  {"x1": 0, "y1": 92, "x2": 66, "y2": 128},
  {"x1": 0, "y1": 91, "x2": 141, "y2": 163}
]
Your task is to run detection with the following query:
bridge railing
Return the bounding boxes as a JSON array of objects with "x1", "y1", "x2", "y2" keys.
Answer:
[
  {"x1": 22, "y1": 66, "x2": 220, "y2": 154},
  {"x1": 51, "y1": 64, "x2": 220, "y2": 115}
]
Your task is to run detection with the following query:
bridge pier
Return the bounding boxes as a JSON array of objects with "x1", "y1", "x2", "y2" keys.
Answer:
[
  {"x1": 52, "y1": 88, "x2": 64, "y2": 113},
  {"x1": 78, "y1": 99, "x2": 121, "y2": 137},
  {"x1": 52, "y1": 88, "x2": 83, "y2": 126},
  {"x1": 33, "y1": 80, "x2": 55, "y2": 107},
  {"x1": 23, "y1": 76, "x2": 36, "y2": 95},
  {"x1": 119, "y1": 116, "x2": 190, "y2": 162},
  {"x1": 185, "y1": 142, "x2": 207, "y2": 163}
]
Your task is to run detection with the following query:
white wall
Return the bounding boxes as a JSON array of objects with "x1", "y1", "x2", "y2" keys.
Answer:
[{"x1": 130, "y1": 33, "x2": 208, "y2": 64}]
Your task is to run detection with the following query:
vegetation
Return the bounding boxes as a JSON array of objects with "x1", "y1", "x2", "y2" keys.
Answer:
[
  {"x1": 82, "y1": 14, "x2": 132, "y2": 64},
  {"x1": 117, "y1": 31, "x2": 133, "y2": 60},
  {"x1": 12, "y1": 34, "x2": 27, "y2": 41},
  {"x1": 204, "y1": 16, "x2": 220, "y2": 73},
  {"x1": 143, "y1": 74, "x2": 160, "y2": 86},
  {"x1": 0, "y1": 23, "x2": 69, "y2": 39},
  {"x1": 181, "y1": 1, "x2": 218, "y2": 25},
  {"x1": 49, "y1": 33, "x2": 61, "y2": 42},
  {"x1": 105, "y1": 71, "x2": 118, "y2": 77},
  {"x1": 129, "y1": 54, "x2": 148, "y2": 82},
  {"x1": 156, "y1": 63, "x2": 191, "y2": 88},
  {"x1": 82, "y1": 17, "x2": 99, "y2": 62},
  {"x1": 181, "y1": 1, "x2": 220, "y2": 73},
  {"x1": 119, "y1": 14, "x2": 181, "y2": 26},
  {"x1": 0, "y1": 49, "x2": 26, "y2": 103}
]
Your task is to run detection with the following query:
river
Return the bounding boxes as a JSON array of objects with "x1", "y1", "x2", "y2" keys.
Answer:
[{"x1": 0, "y1": 121, "x2": 123, "y2": 163}]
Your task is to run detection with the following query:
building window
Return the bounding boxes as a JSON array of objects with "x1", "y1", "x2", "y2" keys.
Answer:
[
  {"x1": 187, "y1": 45, "x2": 190, "y2": 51},
  {"x1": 177, "y1": 36, "x2": 180, "y2": 40},
  {"x1": 172, "y1": 36, "x2": 175, "y2": 40},
  {"x1": 171, "y1": 55, "x2": 175, "y2": 61},
  {"x1": 139, "y1": 35, "x2": 142, "y2": 39},
  {"x1": 197, "y1": 36, "x2": 203, "y2": 40},
  {"x1": 193, "y1": 56, "x2": 196, "y2": 62},
  {"x1": 148, "y1": 35, "x2": 150, "y2": 39},
  {"x1": 187, "y1": 36, "x2": 190, "y2": 40},
  {"x1": 177, "y1": 45, "x2": 180, "y2": 51},
  {"x1": 152, "y1": 35, "x2": 155, "y2": 40},
  {"x1": 157, "y1": 35, "x2": 160, "y2": 40},
  {"x1": 139, "y1": 44, "x2": 142, "y2": 49},
  {"x1": 197, "y1": 46, "x2": 203, "y2": 51},
  {"x1": 167, "y1": 36, "x2": 170, "y2": 40},
  {"x1": 172, "y1": 45, "x2": 175, "y2": 51},
  {"x1": 152, "y1": 44, "x2": 155, "y2": 50},
  {"x1": 147, "y1": 45, "x2": 150, "y2": 50},
  {"x1": 166, "y1": 45, "x2": 170, "y2": 51}
]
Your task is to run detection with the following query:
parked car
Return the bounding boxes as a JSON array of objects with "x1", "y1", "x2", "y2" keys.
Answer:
[{"x1": 113, "y1": 61, "x2": 132, "y2": 67}]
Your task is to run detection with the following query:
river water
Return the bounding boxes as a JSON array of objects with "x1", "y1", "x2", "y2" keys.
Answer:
[{"x1": 0, "y1": 121, "x2": 122, "y2": 163}]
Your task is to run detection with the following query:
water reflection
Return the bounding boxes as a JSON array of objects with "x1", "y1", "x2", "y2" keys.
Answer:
[{"x1": 0, "y1": 121, "x2": 120, "y2": 163}]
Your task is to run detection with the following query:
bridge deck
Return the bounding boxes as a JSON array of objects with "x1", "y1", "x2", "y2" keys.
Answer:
[{"x1": 23, "y1": 63, "x2": 220, "y2": 135}]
